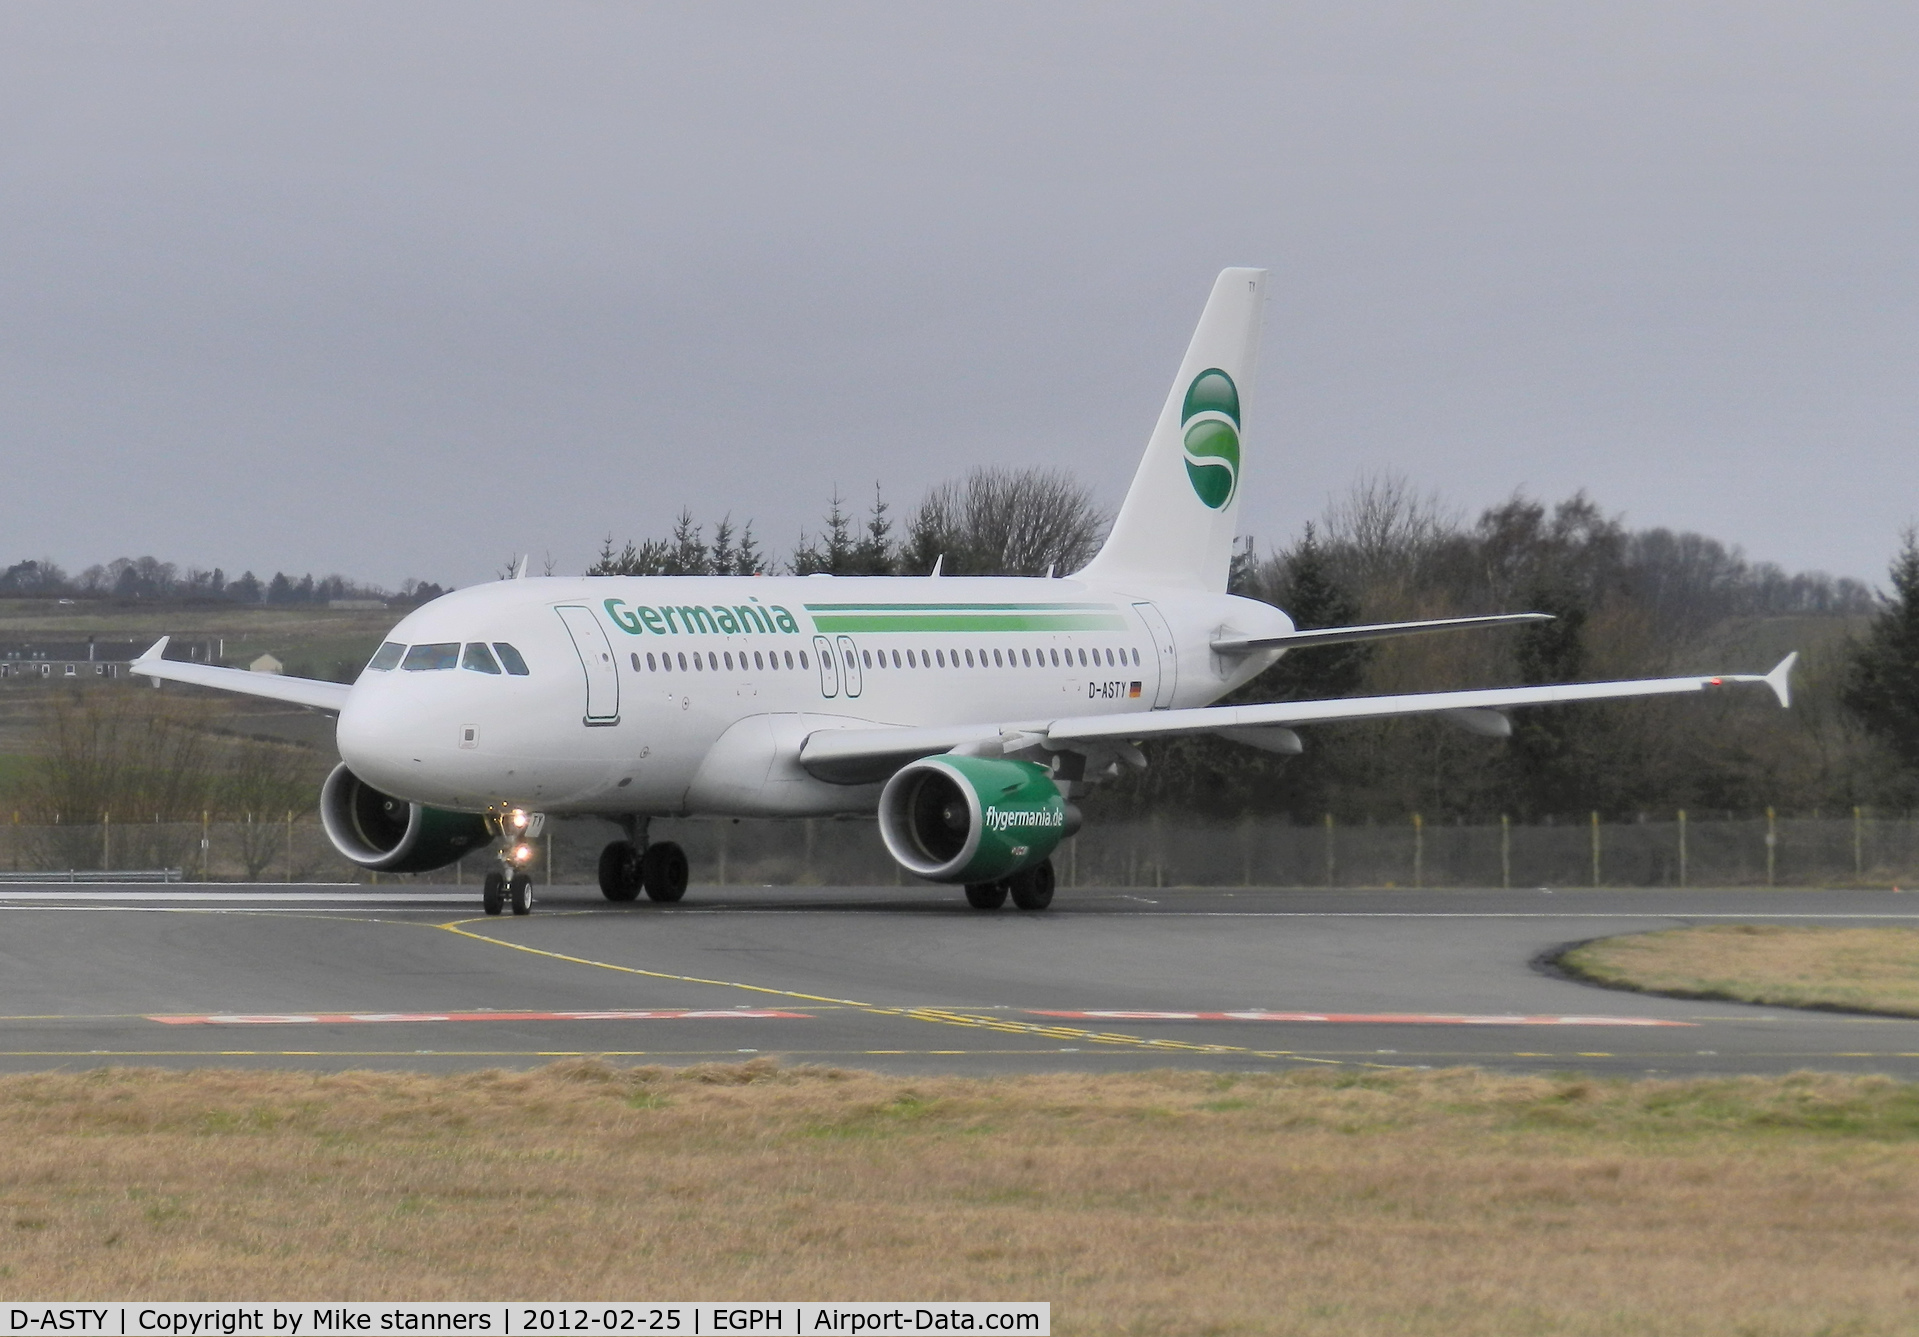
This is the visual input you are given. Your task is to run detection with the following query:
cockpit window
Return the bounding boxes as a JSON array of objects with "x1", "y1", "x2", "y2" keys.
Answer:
[
  {"x1": 401, "y1": 642, "x2": 460, "y2": 671},
  {"x1": 461, "y1": 643, "x2": 502, "y2": 674},
  {"x1": 366, "y1": 642, "x2": 406, "y2": 672},
  {"x1": 492, "y1": 642, "x2": 530, "y2": 676}
]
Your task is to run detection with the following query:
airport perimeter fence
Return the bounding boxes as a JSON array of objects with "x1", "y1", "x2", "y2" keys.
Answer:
[{"x1": 2, "y1": 809, "x2": 1919, "y2": 889}]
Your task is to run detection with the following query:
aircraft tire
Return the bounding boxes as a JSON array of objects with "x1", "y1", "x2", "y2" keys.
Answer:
[
  {"x1": 509, "y1": 872, "x2": 534, "y2": 916},
  {"x1": 598, "y1": 840, "x2": 643, "y2": 902},
  {"x1": 482, "y1": 872, "x2": 505, "y2": 916},
  {"x1": 1009, "y1": 860, "x2": 1055, "y2": 911},
  {"x1": 964, "y1": 882, "x2": 1008, "y2": 909},
  {"x1": 642, "y1": 842, "x2": 689, "y2": 903}
]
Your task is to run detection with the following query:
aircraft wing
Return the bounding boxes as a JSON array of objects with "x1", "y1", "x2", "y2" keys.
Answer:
[
  {"x1": 798, "y1": 654, "x2": 1797, "y2": 783},
  {"x1": 1210, "y1": 612, "x2": 1551, "y2": 655},
  {"x1": 131, "y1": 638, "x2": 353, "y2": 712}
]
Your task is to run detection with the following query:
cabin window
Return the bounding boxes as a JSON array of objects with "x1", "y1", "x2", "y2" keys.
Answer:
[
  {"x1": 799, "y1": 651, "x2": 808, "y2": 669},
  {"x1": 402, "y1": 643, "x2": 460, "y2": 671},
  {"x1": 862, "y1": 649, "x2": 872, "y2": 668},
  {"x1": 753, "y1": 651, "x2": 763, "y2": 670},
  {"x1": 493, "y1": 643, "x2": 531, "y2": 676},
  {"x1": 1132, "y1": 647, "x2": 1141, "y2": 665},
  {"x1": 722, "y1": 651, "x2": 732, "y2": 670},
  {"x1": 462, "y1": 643, "x2": 503, "y2": 674},
  {"x1": 367, "y1": 642, "x2": 406, "y2": 672},
  {"x1": 631, "y1": 652, "x2": 642, "y2": 671},
  {"x1": 1021, "y1": 648, "x2": 1031, "y2": 667},
  {"x1": 784, "y1": 651, "x2": 794, "y2": 669},
  {"x1": 677, "y1": 653, "x2": 688, "y2": 671},
  {"x1": 647, "y1": 653, "x2": 658, "y2": 671}
]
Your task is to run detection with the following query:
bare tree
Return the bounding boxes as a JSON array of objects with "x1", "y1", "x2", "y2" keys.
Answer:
[{"x1": 900, "y1": 467, "x2": 1108, "y2": 576}]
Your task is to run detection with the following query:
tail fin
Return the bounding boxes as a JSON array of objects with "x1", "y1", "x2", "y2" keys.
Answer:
[{"x1": 1077, "y1": 267, "x2": 1267, "y2": 591}]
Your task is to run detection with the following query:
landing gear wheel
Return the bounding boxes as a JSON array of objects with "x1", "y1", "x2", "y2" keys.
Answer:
[
  {"x1": 641, "y1": 841, "x2": 689, "y2": 903},
  {"x1": 509, "y1": 872, "x2": 534, "y2": 916},
  {"x1": 481, "y1": 872, "x2": 505, "y2": 916},
  {"x1": 1008, "y1": 860, "x2": 1055, "y2": 911},
  {"x1": 598, "y1": 840, "x2": 642, "y2": 902},
  {"x1": 964, "y1": 882, "x2": 1008, "y2": 909}
]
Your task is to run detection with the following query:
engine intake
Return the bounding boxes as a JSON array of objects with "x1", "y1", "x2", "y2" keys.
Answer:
[
  {"x1": 319, "y1": 762, "x2": 493, "y2": 874},
  {"x1": 878, "y1": 755, "x2": 1078, "y2": 884}
]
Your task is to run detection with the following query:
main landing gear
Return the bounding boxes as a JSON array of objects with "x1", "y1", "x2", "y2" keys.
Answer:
[
  {"x1": 597, "y1": 824, "x2": 690, "y2": 905},
  {"x1": 965, "y1": 858, "x2": 1055, "y2": 912}
]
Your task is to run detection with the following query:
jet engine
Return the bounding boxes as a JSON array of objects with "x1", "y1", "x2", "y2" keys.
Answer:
[
  {"x1": 878, "y1": 755, "x2": 1079, "y2": 884},
  {"x1": 319, "y1": 762, "x2": 494, "y2": 874}
]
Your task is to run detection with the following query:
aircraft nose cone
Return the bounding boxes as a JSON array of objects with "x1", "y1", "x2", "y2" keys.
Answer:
[{"x1": 336, "y1": 683, "x2": 429, "y2": 794}]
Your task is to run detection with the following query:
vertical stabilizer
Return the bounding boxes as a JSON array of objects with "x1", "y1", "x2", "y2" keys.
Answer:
[{"x1": 1077, "y1": 267, "x2": 1267, "y2": 591}]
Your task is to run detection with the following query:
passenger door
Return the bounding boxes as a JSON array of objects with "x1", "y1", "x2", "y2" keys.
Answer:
[{"x1": 554, "y1": 605, "x2": 621, "y2": 726}]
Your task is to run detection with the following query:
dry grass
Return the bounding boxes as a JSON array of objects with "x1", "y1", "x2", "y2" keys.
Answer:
[
  {"x1": 1, "y1": 1065, "x2": 1918, "y2": 1332},
  {"x1": 1562, "y1": 924, "x2": 1919, "y2": 1017}
]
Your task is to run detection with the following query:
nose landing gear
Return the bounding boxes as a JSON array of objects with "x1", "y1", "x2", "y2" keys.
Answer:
[
  {"x1": 482, "y1": 809, "x2": 542, "y2": 916},
  {"x1": 480, "y1": 868, "x2": 534, "y2": 916}
]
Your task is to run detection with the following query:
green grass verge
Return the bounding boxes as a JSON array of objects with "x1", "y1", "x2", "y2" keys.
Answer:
[{"x1": 1560, "y1": 923, "x2": 1919, "y2": 1017}]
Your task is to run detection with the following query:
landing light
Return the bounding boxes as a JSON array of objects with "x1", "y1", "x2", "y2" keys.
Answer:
[
  {"x1": 507, "y1": 809, "x2": 530, "y2": 831},
  {"x1": 511, "y1": 843, "x2": 534, "y2": 864}
]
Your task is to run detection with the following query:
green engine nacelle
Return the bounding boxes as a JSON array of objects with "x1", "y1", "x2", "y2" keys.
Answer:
[
  {"x1": 319, "y1": 763, "x2": 494, "y2": 874},
  {"x1": 878, "y1": 755, "x2": 1077, "y2": 884}
]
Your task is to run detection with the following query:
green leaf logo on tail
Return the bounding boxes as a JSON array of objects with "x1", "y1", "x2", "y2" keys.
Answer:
[{"x1": 1181, "y1": 368, "x2": 1240, "y2": 510}]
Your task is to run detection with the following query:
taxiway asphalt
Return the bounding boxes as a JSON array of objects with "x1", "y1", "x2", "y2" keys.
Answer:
[{"x1": 1, "y1": 882, "x2": 1915, "y2": 1077}]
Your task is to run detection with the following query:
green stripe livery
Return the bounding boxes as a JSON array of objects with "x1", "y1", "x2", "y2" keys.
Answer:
[{"x1": 802, "y1": 602, "x2": 1128, "y2": 634}]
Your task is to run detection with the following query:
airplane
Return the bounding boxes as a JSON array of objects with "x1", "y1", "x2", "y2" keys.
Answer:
[{"x1": 132, "y1": 268, "x2": 1797, "y2": 916}]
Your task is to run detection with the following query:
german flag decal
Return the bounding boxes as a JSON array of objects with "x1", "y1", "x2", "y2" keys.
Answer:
[{"x1": 1129, "y1": 681, "x2": 1143, "y2": 698}]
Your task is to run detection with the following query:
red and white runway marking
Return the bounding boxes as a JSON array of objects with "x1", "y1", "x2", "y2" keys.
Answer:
[
  {"x1": 149, "y1": 1009, "x2": 809, "y2": 1026},
  {"x1": 1027, "y1": 1010, "x2": 1694, "y2": 1027}
]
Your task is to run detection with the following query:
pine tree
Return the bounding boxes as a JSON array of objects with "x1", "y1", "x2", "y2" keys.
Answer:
[
  {"x1": 666, "y1": 510, "x2": 709, "y2": 576},
  {"x1": 1260, "y1": 524, "x2": 1369, "y2": 700},
  {"x1": 710, "y1": 517, "x2": 737, "y2": 578},
  {"x1": 734, "y1": 522, "x2": 765, "y2": 575},
  {"x1": 792, "y1": 490, "x2": 857, "y2": 574},
  {"x1": 1507, "y1": 581, "x2": 1591, "y2": 818},
  {"x1": 853, "y1": 485, "x2": 894, "y2": 574},
  {"x1": 1843, "y1": 529, "x2": 1919, "y2": 776}
]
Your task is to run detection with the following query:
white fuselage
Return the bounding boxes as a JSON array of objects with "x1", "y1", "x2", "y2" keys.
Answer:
[{"x1": 335, "y1": 574, "x2": 1291, "y2": 817}]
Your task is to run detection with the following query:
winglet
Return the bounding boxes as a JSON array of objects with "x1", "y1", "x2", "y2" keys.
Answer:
[
  {"x1": 133, "y1": 636, "x2": 168, "y2": 668},
  {"x1": 1765, "y1": 652, "x2": 1798, "y2": 709}
]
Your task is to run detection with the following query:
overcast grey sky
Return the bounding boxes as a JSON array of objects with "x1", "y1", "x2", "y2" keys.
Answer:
[{"x1": 3, "y1": 2, "x2": 1916, "y2": 589}]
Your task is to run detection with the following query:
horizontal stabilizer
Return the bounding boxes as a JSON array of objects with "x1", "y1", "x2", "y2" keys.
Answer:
[
  {"x1": 1212, "y1": 612, "x2": 1552, "y2": 656},
  {"x1": 131, "y1": 638, "x2": 353, "y2": 712}
]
